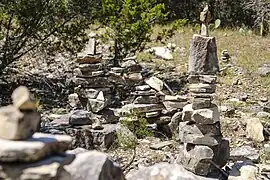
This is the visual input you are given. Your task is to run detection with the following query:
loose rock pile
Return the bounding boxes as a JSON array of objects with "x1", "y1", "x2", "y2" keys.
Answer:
[{"x1": 177, "y1": 34, "x2": 229, "y2": 176}]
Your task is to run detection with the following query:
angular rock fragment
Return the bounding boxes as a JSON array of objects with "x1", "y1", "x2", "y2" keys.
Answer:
[
  {"x1": 189, "y1": 83, "x2": 216, "y2": 93},
  {"x1": 69, "y1": 110, "x2": 92, "y2": 125},
  {"x1": 0, "y1": 106, "x2": 40, "y2": 140},
  {"x1": 177, "y1": 144, "x2": 214, "y2": 176},
  {"x1": 145, "y1": 76, "x2": 164, "y2": 92},
  {"x1": 133, "y1": 96, "x2": 159, "y2": 104},
  {"x1": 192, "y1": 98, "x2": 212, "y2": 109},
  {"x1": 191, "y1": 106, "x2": 220, "y2": 124},
  {"x1": 12, "y1": 86, "x2": 36, "y2": 110}
]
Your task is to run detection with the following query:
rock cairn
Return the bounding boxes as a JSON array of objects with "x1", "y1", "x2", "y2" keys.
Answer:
[
  {"x1": 41, "y1": 35, "x2": 188, "y2": 149},
  {"x1": 177, "y1": 12, "x2": 229, "y2": 176},
  {"x1": 0, "y1": 86, "x2": 73, "y2": 179}
]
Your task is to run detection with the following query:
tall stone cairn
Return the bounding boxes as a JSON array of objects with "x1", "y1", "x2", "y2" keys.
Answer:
[{"x1": 177, "y1": 7, "x2": 229, "y2": 177}]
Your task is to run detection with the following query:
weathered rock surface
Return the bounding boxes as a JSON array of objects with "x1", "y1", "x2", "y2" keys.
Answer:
[
  {"x1": 191, "y1": 107, "x2": 220, "y2": 124},
  {"x1": 0, "y1": 106, "x2": 40, "y2": 140},
  {"x1": 145, "y1": 76, "x2": 164, "y2": 92},
  {"x1": 188, "y1": 34, "x2": 219, "y2": 75},
  {"x1": 177, "y1": 144, "x2": 214, "y2": 176},
  {"x1": 69, "y1": 110, "x2": 92, "y2": 125},
  {"x1": 230, "y1": 146, "x2": 260, "y2": 162},
  {"x1": 246, "y1": 117, "x2": 264, "y2": 142},
  {"x1": 126, "y1": 162, "x2": 216, "y2": 180},
  {"x1": 64, "y1": 151, "x2": 125, "y2": 180},
  {"x1": 0, "y1": 155, "x2": 73, "y2": 180},
  {"x1": 0, "y1": 133, "x2": 72, "y2": 163}
]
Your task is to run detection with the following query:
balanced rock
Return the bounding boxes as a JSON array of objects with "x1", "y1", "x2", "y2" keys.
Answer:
[
  {"x1": 0, "y1": 106, "x2": 40, "y2": 140},
  {"x1": 188, "y1": 34, "x2": 219, "y2": 75},
  {"x1": 189, "y1": 83, "x2": 216, "y2": 93},
  {"x1": 69, "y1": 110, "x2": 92, "y2": 126},
  {"x1": 11, "y1": 86, "x2": 36, "y2": 110},
  {"x1": 0, "y1": 133, "x2": 72, "y2": 163}
]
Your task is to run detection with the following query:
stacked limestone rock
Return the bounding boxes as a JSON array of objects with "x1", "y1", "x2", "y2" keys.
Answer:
[
  {"x1": 119, "y1": 76, "x2": 188, "y2": 138},
  {"x1": 0, "y1": 86, "x2": 73, "y2": 180},
  {"x1": 177, "y1": 34, "x2": 229, "y2": 176}
]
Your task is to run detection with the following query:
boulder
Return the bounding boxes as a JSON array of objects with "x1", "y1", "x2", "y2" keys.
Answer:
[
  {"x1": 64, "y1": 151, "x2": 125, "y2": 180},
  {"x1": 126, "y1": 162, "x2": 217, "y2": 180},
  {"x1": 0, "y1": 133, "x2": 72, "y2": 163},
  {"x1": 177, "y1": 144, "x2": 214, "y2": 176},
  {"x1": 0, "y1": 106, "x2": 40, "y2": 140},
  {"x1": 11, "y1": 86, "x2": 36, "y2": 110},
  {"x1": 69, "y1": 110, "x2": 92, "y2": 126},
  {"x1": 246, "y1": 117, "x2": 264, "y2": 142},
  {"x1": 188, "y1": 34, "x2": 219, "y2": 75}
]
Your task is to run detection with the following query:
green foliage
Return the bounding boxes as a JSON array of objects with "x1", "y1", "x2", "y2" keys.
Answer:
[
  {"x1": 120, "y1": 112, "x2": 153, "y2": 139},
  {"x1": 98, "y1": 0, "x2": 168, "y2": 62},
  {"x1": 0, "y1": 0, "x2": 99, "y2": 73}
]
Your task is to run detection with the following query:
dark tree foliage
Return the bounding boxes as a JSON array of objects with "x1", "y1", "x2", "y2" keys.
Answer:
[{"x1": 0, "y1": 0, "x2": 100, "y2": 74}]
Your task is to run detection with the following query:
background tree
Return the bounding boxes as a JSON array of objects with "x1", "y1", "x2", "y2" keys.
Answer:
[
  {"x1": 98, "y1": 0, "x2": 168, "y2": 65},
  {"x1": 0, "y1": 0, "x2": 99, "y2": 74}
]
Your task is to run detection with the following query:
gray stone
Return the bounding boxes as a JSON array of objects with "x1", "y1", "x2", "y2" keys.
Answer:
[
  {"x1": 66, "y1": 124, "x2": 117, "y2": 150},
  {"x1": 100, "y1": 108, "x2": 119, "y2": 124},
  {"x1": 119, "y1": 104, "x2": 164, "y2": 115},
  {"x1": 191, "y1": 93, "x2": 214, "y2": 99},
  {"x1": 163, "y1": 101, "x2": 187, "y2": 111},
  {"x1": 146, "y1": 111, "x2": 160, "y2": 118},
  {"x1": 91, "y1": 70, "x2": 105, "y2": 77},
  {"x1": 169, "y1": 112, "x2": 182, "y2": 137},
  {"x1": 68, "y1": 93, "x2": 82, "y2": 109},
  {"x1": 126, "y1": 162, "x2": 217, "y2": 180},
  {"x1": 189, "y1": 83, "x2": 216, "y2": 93},
  {"x1": 177, "y1": 144, "x2": 214, "y2": 176},
  {"x1": 246, "y1": 117, "x2": 264, "y2": 142},
  {"x1": 0, "y1": 133, "x2": 72, "y2": 163},
  {"x1": 156, "y1": 116, "x2": 171, "y2": 125},
  {"x1": 92, "y1": 119, "x2": 104, "y2": 130},
  {"x1": 133, "y1": 96, "x2": 159, "y2": 104},
  {"x1": 87, "y1": 91, "x2": 108, "y2": 113},
  {"x1": 192, "y1": 98, "x2": 212, "y2": 109},
  {"x1": 67, "y1": 148, "x2": 88, "y2": 154},
  {"x1": 0, "y1": 155, "x2": 73, "y2": 180},
  {"x1": 77, "y1": 37, "x2": 96, "y2": 57},
  {"x1": 182, "y1": 104, "x2": 194, "y2": 121},
  {"x1": 188, "y1": 75, "x2": 217, "y2": 84},
  {"x1": 256, "y1": 111, "x2": 270, "y2": 119},
  {"x1": 188, "y1": 34, "x2": 219, "y2": 75},
  {"x1": 150, "y1": 141, "x2": 172, "y2": 150},
  {"x1": 164, "y1": 95, "x2": 188, "y2": 102},
  {"x1": 11, "y1": 86, "x2": 36, "y2": 110},
  {"x1": 230, "y1": 146, "x2": 260, "y2": 162},
  {"x1": 64, "y1": 151, "x2": 125, "y2": 180},
  {"x1": 78, "y1": 63, "x2": 103, "y2": 74},
  {"x1": 72, "y1": 77, "x2": 113, "y2": 88},
  {"x1": 135, "y1": 85, "x2": 151, "y2": 91},
  {"x1": 191, "y1": 107, "x2": 220, "y2": 124},
  {"x1": 214, "y1": 138, "x2": 230, "y2": 167},
  {"x1": 69, "y1": 110, "x2": 91, "y2": 125},
  {"x1": 258, "y1": 63, "x2": 270, "y2": 77},
  {"x1": 179, "y1": 122, "x2": 220, "y2": 146},
  {"x1": 126, "y1": 73, "x2": 143, "y2": 81},
  {"x1": 121, "y1": 60, "x2": 142, "y2": 73},
  {"x1": 0, "y1": 106, "x2": 40, "y2": 140},
  {"x1": 145, "y1": 76, "x2": 164, "y2": 92},
  {"x1": 110, "y1": 67, "x2": 124, "y2": 73},
  {"x1": 131, "y1": 90, "x2": 156, "y2": 96},
  {"x1": 151, "y1": 47, "x2": 173, "y2": 60}
]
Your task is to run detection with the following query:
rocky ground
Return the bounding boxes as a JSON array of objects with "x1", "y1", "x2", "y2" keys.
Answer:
[{"x1": 0, "y1": 27, "x2": 270, "y2": 180}]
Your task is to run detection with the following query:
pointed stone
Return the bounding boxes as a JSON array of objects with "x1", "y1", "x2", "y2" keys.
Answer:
[{"x1": 11, "y1": 86, "x2": 36, "y2": 110}]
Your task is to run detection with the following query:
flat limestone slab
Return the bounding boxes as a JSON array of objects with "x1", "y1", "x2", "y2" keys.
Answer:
[
  {"x1": 0, "y1": 133, "x2": 72, "y2": 163},
  {"x1": 0, "y1": 155, "x2": 74, "y2": 180}
]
